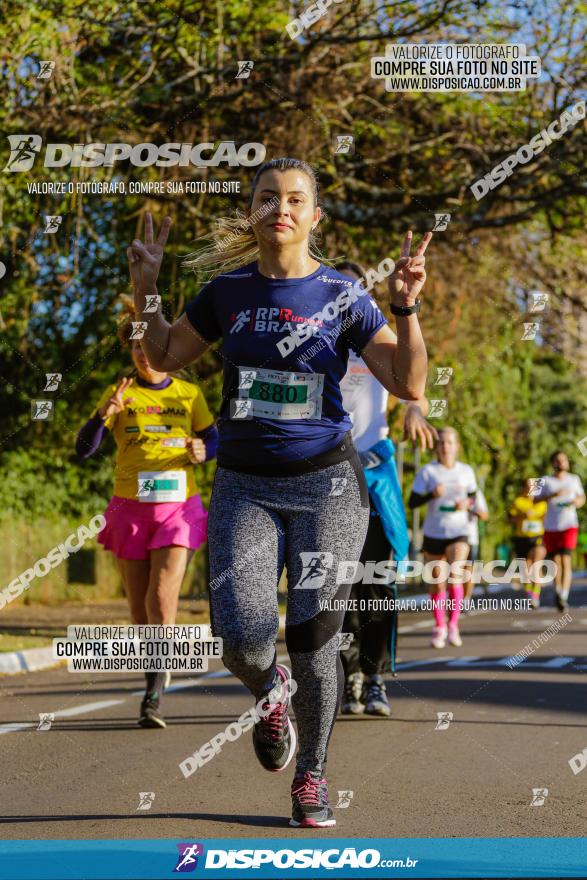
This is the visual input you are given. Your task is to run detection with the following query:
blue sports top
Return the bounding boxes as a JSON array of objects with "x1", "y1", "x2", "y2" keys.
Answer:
[{"x1": 184, "y1": 261, "x2": 387, "y2": 470}]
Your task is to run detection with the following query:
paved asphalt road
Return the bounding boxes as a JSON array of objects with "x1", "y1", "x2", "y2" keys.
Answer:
[{"x1": 1, "y1": 582, "x2": 586, "y2": 841}]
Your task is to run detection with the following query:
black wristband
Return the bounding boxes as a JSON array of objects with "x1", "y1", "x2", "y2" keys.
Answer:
[{"x1": 390, "y1": 299, "x2": 421, "y2": 316}]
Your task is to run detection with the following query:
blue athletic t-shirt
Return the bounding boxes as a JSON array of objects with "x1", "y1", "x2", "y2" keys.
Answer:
[{"x1": 184, "y1": 261, "x2": 387, "y2": 468}]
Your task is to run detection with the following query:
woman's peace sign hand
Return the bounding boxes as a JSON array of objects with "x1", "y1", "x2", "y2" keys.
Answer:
[
  {"x1": 127, "y1": 212, "x2": 172, "y2": 292},
  {"x1": 98, "y1": 377, "x2": 134, "y2": 421},
  {"x1": 389, "y1": 231, "x2": 432, "y2": 307}
]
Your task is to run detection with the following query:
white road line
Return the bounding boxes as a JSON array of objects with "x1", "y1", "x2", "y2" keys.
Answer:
[
  {"x1": 0, "y1": 656, "x2": 292, "y2": 736},
  {"x1": 55, "y1": 699, "x2": 125, "y2": 718},
  {"x1": 446, "y1": 656, "x2": 575, "y2": 669},
  {"x1": 0, "y1": 668, "x2": 235, "y2": 736},
  {"x1": 0, "y1": 722, "x2": 33, "y2": 735},
  {"x1": 398, "y1": 620, "x2": 431, "y2": 634}
]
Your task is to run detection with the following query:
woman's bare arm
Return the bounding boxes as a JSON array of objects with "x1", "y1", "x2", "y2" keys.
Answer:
[
  {"x1": 360, "y1": 231, "x2": 430, "y2": 400},
  {"x1": 133, "y1": 303, "x2": 211, "y2": 372},
  {"x1": 362, "y1": 322, "x2": 427, "y2": 400},
  {"x1": 127, "y1": 212, "x2": 211, "y2": 370}
]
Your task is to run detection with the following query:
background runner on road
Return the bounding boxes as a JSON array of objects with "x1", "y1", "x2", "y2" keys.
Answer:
[
  {"x1": 337, "y1": 259, "x2": 436, "y2": 718},
  {"x1": 508, "y1": 478, "x2": 547, "y2": 608},
  {"x1": 76, "y1": 296, "x2": 218, "y2": 728},
  {"x1": 536, "y1": 451, "x2": 585, "y2": 611},
  {"x1": 409, "y1": 427, "x2": 478, "y2": 649}
]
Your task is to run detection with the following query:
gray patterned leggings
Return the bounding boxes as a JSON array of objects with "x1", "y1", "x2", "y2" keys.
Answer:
[{"x1": 207, "y1": 457, "x2": 370, "y2": 775}]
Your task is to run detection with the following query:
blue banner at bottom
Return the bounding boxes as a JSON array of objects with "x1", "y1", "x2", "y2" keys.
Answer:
[{"x1": 0, "y1": 838, "x2": 584, "y2": 879}]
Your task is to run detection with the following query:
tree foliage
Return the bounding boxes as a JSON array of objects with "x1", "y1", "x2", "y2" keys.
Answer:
[{"x1": 0, "y1": 0, "x2": 585, "y2": 557}]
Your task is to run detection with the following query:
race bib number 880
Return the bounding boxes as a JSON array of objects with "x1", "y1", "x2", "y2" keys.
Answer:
[{"x1": 234, "y1": 367, "x2": 324, "y2": 420}]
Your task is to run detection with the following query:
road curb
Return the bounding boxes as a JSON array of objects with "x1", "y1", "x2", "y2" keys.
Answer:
[{"x1": 0, "y1": 646, "x2": 61, "y2": 676}]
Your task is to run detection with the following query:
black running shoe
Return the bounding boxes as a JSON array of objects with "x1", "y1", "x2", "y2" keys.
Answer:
[
  {"x1": 364, "y1": 674, "x2": 391, "y2": 717},
  {"x1": 290, "y1": 770, "x2": 336, "y2": 828},
  {"x1": 555, "y1": 591, "x2": 567, "y2": 612},
  {"x1": 138, "y1": 693, "x2": 166, "y2": 729},
  {"x1": 252, "y1": 664, "x2": 296, "y2": 772}
]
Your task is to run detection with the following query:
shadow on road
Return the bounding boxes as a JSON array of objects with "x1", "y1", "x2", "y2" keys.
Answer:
[{"x1": 0, "y1": 812, "x2": 287, "y2": 828}]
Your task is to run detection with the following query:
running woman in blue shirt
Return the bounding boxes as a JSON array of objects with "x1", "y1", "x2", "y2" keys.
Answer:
[{"x1": 126, "y1": 157, "x2": 430, "y2": 828}]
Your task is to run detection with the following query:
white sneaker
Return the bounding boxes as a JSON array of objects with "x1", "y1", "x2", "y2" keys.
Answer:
[
  {"x1": 448, "y1": 625, "x2": 462, "y2": 647},
  {"x1": 431, "y1": 626, "x2": 448, "y2": 649}
]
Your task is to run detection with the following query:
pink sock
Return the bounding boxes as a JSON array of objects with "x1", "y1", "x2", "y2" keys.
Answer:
[
  {"x1": 448, "y1": 584, "x2": 464, "y2": 627},
  {"x1": 431, "y1": 591, "x2": 447, "y2": 628}
]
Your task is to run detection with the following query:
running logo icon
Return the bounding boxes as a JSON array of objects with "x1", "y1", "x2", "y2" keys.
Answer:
[
  {"x1": 522, "y1": 322, "x2": 539, "y2": 340},
  {"x1": 527, "y1": 478, "x2": 544, "y2": 497},
  {"x1": 529, "y1": 292, "x2": 549, "y2": 312},
  {"x1": 37, "y1": 61, "x2": 56, "y2": 79},
  {"x1": 336, "y1": 790, "x2": 354, "y2": 808},
  {"x1": 229, "y1": 310, "x2": 251, "y2": 333},
  {"x1": 44, "y1": 373, "x2": 62, "y2": 391},
  {"x1": 435, "y1": 711, "x2": 453, "y2": 730},
  {"x1": 335, "y1": 632, "x2": 354, "y2": 651},
  {"x1": 434, "y1": 367, "x2": 453, "y2": 385},
  {"x1": 143, "y1": 294, "x2": 161, "y2": 313},
  {"x1": 238, "y1": 370, "x2": 256, "y2": 389},
  {"x1": 230, "y1": 399, "x2": 253, "y2": 420},
  {"x1": 333, "y1": 135, "x2": 354, "y2": 155},
  {"x1": 37, "y1": 713, "x2": 55, "y2": 730},
  {"x1": 130, "y1": 322, "x2": 147, "y2": 340},
  {"x1": 137, "y1": 478, "x2": 155, "y2": 497},
  {"x1": 31, "y1": 400, "x2": 54, "y2": 420},
  {"x1": 428, "y1": 399, "x2": 448, "y2": 418},
  {"x1": 44, "y1": 215, "x2": 62, "y2": 233},
  {"x1": 293, "y1": 552, "x2": 334, "y2": 589},
  {"x1": 174, "y1": 843, "x2": 204, "y2": 872},
  {"x1": 235, "y1": 61, "x2": 254, "y2": 79},
  {"x1": 530, "y1": 788, "x2": 548, "y2": 806},
  {"x1": 3, "y1": 134, "x2": 42, "y2": 172},
  {"x1": 329, "y1": 477, "x2": 347, "y2": 496},
  {"x1": 433, "y1": 213, "x2": 451, "y2": 231},
  {"x1": 136, "y1": 791, "x2": 155, "y2": 811}
]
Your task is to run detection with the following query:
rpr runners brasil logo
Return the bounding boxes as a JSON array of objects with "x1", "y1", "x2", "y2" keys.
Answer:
[
  {"x1": 229, "y1": 306, "x2": 324, "y2": 335},
  {"x1": 3, "y1": 136, "x2": 265, "y2": 171}
]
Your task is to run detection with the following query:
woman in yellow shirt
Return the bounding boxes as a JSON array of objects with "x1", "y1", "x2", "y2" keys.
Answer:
[
  {"x1": 508, "y1": 478, "x2": 547, "y2": 608},
  {"x1": 76, "y1": 299, "x2": 217, "y2": 728}
]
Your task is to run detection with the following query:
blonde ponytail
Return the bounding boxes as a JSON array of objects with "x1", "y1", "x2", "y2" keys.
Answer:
[{"x1": 181, "y1": 213, "x2": 262, "y2": 279}]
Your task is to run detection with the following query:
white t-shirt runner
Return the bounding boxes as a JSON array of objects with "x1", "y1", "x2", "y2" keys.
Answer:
[
  {"x1": 539, "y1": 473, "x2": 584, "y2": 531},
  {"x1": 412, "y1": 460, "x2": 478, "y2": 539},
  {"x1": 339, "y1": 350, "x2": 388, "y2": 453}
]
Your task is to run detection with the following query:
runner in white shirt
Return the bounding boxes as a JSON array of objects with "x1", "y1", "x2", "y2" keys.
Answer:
[
  {"x1": 337, "y1": 260, "x2": 436, "y2": 717},
  {"x1": 341, "y1": 349, "x2": 389, "y2": 451},
  {"x1": 409, "y1": 427, "x2": 478, "y2": 648},
  {"x1": 463, "y1": 488, "x2": 489, "y2": 607},
  {"x1": 536, "y1": 451, "x2": 585, "y2": 610}
]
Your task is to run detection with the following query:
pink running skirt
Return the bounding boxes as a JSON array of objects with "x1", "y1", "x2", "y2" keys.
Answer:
[{"x1": 98, "y1": 494, "x2": 208, "y2": 560}]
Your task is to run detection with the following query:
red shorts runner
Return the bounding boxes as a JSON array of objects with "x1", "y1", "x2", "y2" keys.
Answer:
[{"x1": 543, "y1": 527, "x2": 578, "y2": 555}]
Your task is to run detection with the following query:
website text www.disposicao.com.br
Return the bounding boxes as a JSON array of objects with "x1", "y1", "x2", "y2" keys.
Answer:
[{"x1": 200, "y1": 847, "x2": 418, "y2": 870}]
